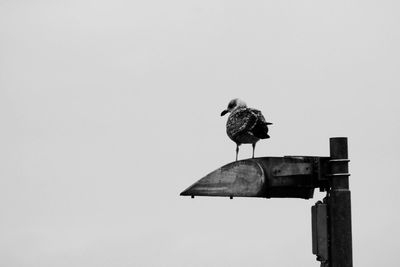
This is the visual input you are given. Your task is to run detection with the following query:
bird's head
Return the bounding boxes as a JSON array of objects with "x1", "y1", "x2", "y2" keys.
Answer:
[{"x1": 220, "y1": 98, "x2": 247, "y2": 116}]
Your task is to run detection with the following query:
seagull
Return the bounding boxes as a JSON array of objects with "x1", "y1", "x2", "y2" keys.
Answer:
[{"x1": 221, "y1": 98, "x2": 272, "y2": 161}]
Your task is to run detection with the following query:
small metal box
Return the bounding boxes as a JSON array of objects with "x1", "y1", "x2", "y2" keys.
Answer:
[{"x1": 312, "y1": 201, "x2": 329, "y2": 262}]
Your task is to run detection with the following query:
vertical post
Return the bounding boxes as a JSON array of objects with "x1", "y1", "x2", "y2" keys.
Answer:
[{"x1": 328, "y1": 137, "x2": 352, "y2": 267}]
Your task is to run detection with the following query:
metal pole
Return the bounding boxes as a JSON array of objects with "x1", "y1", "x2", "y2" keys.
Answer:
[{"x1": 328, "y1": 137, "x2": 353, "y2": 267}]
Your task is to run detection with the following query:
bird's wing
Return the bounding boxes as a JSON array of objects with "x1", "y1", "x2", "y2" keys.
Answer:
[
  {"x1": 251, "y1": 109, "x2": 272, "y2": 125},
  {"x1": 226, "y1": 108, "x2": 258, "y2": 139},
  {"x1": 249, "y1": 109, "x2": 271, "y2": 139}
]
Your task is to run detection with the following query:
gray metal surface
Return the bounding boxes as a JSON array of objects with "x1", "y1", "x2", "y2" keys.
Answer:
[
  {"x1": 180, "y1": 156, "x2": 328, "y2": 199},
  {"x1": 328, "y1": 137, "x2": 353, "y2": 267}
]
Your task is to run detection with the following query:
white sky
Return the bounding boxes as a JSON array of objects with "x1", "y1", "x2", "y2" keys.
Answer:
[{"x1": 1, "y1": 0, "x2": 399, "y2": 266}]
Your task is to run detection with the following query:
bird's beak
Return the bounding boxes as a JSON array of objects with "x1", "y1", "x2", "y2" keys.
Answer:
[{"x1": 220, "y1": 110, "x2": 228, "y2": 116}]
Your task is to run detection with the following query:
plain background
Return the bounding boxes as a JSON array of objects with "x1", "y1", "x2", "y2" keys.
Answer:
[{"x1": 1, "y1": 0, "x2": 399, "y2": 266}]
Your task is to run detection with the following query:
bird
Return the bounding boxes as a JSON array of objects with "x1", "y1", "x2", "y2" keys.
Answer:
[{"x1": 221, "y1": 98, "x2": 272, "y2": 161}]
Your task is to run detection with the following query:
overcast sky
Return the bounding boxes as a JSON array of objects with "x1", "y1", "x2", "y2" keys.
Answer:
[{"x1": 1, "y1": 0, "x2": 399, "y2": 266}]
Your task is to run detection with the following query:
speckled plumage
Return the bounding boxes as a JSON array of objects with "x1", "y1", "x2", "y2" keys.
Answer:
[
  {"x1": 221, "y1": 99, "x2": 272, "y2": 160},
  {"x1": 226, "y1": 107, "x2": 270, "y2": 144}
]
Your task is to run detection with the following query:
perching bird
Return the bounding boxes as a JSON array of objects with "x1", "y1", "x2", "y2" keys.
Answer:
[{"x1": 221, "y1": 98, "x2": 272, "y2": 161}]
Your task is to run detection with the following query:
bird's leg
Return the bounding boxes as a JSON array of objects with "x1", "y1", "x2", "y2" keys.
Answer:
[
  {"x1": 252, "y1": 143, "x2": 256, "y2": 158},
  {"x1": 236, "y1": 144, "x2": 239, "y2": 161}
]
